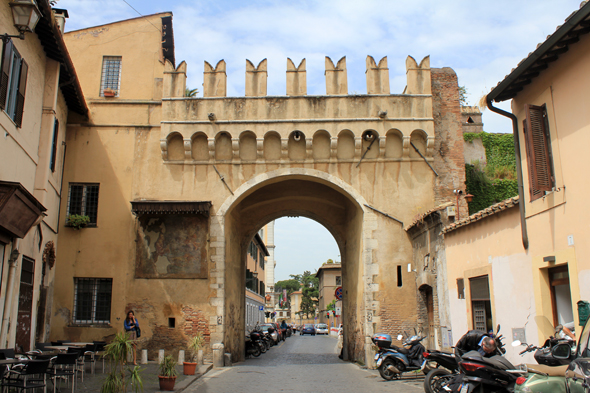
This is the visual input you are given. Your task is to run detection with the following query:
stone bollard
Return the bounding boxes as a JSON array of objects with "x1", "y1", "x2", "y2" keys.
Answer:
[
  {"x1": 178, "y1": 350, "x2": 185, "y2": 365},
  {"x1": 365, "y1": 336, "x2": 375, "y2": 369},
  {"x1": 158, "y1": 349, "x2": 165, "y2": 364},
  {"x1": 224, "y1": 353, "x2": 232, "y2": 367},
  {"x1": 141, "y1": 350, "x2": 148, "y2": 364},
  {"x1": 197, "y1": 349, "x2": 204, "y2": 365},
  {"x1": 212, "y1": 343, "x2": 224, "y2": 368}
]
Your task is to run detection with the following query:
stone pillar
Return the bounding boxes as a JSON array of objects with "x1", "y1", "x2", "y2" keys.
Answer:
[
  {"x1": 141, "y1": 350, "x2": 148, "y2": 364},
  {"x1": 158, "y1": 349, "x2": 165, "y2": 364},
  {"x1": 203, "y1": 60, "x2": 227, "y2": 97},
  {"x1": 406, "y1": 55, "x2": 431, "y2": 95},
  {"x1": 178, "y1": 350, "x2": 185, "y2": 365},
  {"x1": 245, "y1": 59, "x2": 267, "y2": 97},
  {"x1": 286, "y1": 58, "x2": 306, "y2": 96},
  {"x1": 366, "y1": 56, "x2": 390, "y2": 94},
  {"x1": 163, "y1": 60, "x2": 187, "y2": 98},
  {"x1": 325, "y1": 56, "x2": 347, "y2": 95},
  {"x1": 212, "y1": 343, "x2": 224, "y2": 367}
]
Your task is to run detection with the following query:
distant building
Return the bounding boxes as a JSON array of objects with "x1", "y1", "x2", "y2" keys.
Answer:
[
  {"x1": 316, "y1": 262, "x2": 342, "y2": 326},
  {"x1": 245, "y1": 232, "x2": 269, "y2": 332}
]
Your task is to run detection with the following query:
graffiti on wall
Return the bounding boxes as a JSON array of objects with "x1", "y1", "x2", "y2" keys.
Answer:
[{"x1": 135, "y1": 215, "x2": 208, "y2": 278}]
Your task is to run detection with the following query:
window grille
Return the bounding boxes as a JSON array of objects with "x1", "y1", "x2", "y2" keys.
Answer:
[
  {"x1": 100, "y1": 56, "x2": 122, "y2": 96},
  {"x1": 67, "y1": 183, "x2": 99, "y2": 225},
  {"x1": 73, "y1": 278, "x2": 112, "y2": 324}
]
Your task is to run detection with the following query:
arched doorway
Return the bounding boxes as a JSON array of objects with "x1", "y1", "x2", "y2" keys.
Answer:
[{"x1": 212, "y1": 169, "x2": 376, "y2": 361}]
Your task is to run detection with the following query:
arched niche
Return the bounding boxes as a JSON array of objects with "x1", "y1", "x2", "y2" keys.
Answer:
[
  {"x1": 263, "y1": 131, "x2": 281, "y2": 160},
  {"x1": 312, "y1": 130, "x2": 331, "y2": 160},
  {"x1": 288, "y1": 130, "x2": 306, "y2": 160},
  {"x1": 239, "y1": 131, "x2": 257, "y2": 161},
  {"x1": 410, "y1": 129, "x2": 427, "y2": 159},
  {"x1": 337, "y1": 130, "x2": 355, "y2": 160},
  {"x1": 215, "y1": 132, "x2": 233, "y2": 161},
  {"x1": 385, "y1": 129, "x2": 403, "y2": 159},
  {"x1": 191, "y1": 132, "x2": 209, "y2": 161},
  {"x1": 167, "y1": 132, "x2": 184, "y2": 161},
  {"x1": 361, "y1": 130, "x2": 379, "y2": 159}
]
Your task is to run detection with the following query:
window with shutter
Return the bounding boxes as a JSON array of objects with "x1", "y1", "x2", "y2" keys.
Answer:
[
  {"x1": 0, "y1": 40, "x2": 27, "y2": 126},
  {"x1": 523, "y1": 104, "x2": 555, "y2": 202}
]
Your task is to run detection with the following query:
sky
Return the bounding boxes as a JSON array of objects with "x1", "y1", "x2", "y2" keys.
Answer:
[{"x1": 55, "y1": 0, "x2": 584, "y2": 280}]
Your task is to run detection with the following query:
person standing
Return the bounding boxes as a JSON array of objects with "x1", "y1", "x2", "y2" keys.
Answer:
[{"x1": 124, "y1": 310, "x2": 139, "y2": 365}]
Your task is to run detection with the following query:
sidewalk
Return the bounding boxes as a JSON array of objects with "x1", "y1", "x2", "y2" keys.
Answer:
[{"x1": 70, "y1": 362, "x2": 213, "y2": 392}]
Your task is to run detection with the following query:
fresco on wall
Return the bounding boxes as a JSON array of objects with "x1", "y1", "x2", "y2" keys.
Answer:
[{"x1": 135, "y1": 215, "x2": 208, "y2": 278}]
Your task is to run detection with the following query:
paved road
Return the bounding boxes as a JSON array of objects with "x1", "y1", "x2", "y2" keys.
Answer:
[{"x1": 186, "y1": 334, "x2": 424, "y2": 393}]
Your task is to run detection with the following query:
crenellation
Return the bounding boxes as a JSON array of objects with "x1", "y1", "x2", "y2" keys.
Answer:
[
  {"x1": 406, "y1": 55, "x2": 431, "y2": 95},
  {"x1": 325, "y1": 56, "x2": 348, "y2": 95},
  {"x1": 366, "y1": 56, "x2": 390, "y2": 94},
  {"x1": 203, "y1": 60, "x2": 227, "y2": 97},
  {"x1": 245, "y1": 59, "x2": 267, "y2": 97},
  {"x1": 286, "y1": 58, "x2": 307, "y2": 96}
]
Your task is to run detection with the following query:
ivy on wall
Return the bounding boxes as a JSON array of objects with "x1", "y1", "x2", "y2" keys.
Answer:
[{"x1": 464, "y1": 132, "x2": 518, "y2": 215}]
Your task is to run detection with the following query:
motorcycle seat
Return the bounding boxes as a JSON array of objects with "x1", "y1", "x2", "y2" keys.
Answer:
[
  {"x1": 526, "y1": 364, "x2": 568, "y2": 377},
  {"x1": 391, "y1": 345, "x2": 409, "y2": 355}
]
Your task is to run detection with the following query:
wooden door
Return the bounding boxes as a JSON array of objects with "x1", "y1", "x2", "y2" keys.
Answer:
[{"x1": 16, "y1": 257, "x2": 34, "y2": 352}]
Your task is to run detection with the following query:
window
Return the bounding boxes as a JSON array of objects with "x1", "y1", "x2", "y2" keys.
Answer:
[
  {"x1": 49, "y1": 119, "x2": 59, "y2": 172},
  {"x1": 335, "y1": 276, "x2": 342, "y2": 286},
  {"x1": 100, "y1": 56, "x2": 122, "y2": 96},
  {"x1": 0, "y1": 39, "x2": 28, "y2": 127},
  {"x1": 470, "y1": 276, "x2": 492, "y2": 332},
  {"x1": 523, "y1": 104, "x2": 554, "y2": 201},
  {"x1": 73, "y1": 278, "x2": 112, "y2": 324},
  {"x1": 397, "y1": 265, "x2": 402, "y2": 287},
  {"x1": 67, "y1": 183, "x2": 99, "y2": 225},
  {"x1": 457, "y1": 278, "x2": 465, "y2": 299}
]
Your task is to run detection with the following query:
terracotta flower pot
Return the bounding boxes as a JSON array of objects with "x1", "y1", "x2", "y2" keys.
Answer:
[
  {"x1": 158, "y1": 376, "x2": 176, "y2": 391},
  {"x1": 183, "y1": 361, "x2": 197, "y2": 375}
]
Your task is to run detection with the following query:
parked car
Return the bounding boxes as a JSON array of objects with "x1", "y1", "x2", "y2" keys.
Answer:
[
  {"x1": 260, "y1": 324, "x2": 279, "y2": 344},
  {"x1": 316, "y1": 323, "x2": 329, "y2": 335},
  {"x1": 301, "y1": 324, "x2": 316, "y2": 336}
]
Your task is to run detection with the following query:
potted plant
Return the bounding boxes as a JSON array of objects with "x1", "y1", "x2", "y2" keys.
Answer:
[
  {"x1": 158, "y1": 354, "x2": 178, "y2": 391},
  {"x1": 183, "y1": 332, "x2": 204, "y2": 375},
  {"x1": 101, "y1": 332, "x2": 144, "y2": 393},
  {"x1": 103, "y1": 88, "x2": 117, "y2": 97},
  {"x1": 67, "y1": 214, "x2": 90, "y2": 230}
]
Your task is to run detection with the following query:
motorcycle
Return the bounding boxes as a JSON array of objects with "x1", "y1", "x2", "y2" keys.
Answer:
[
  {"x1": 245, "y1": 331, "x2": 262, "y2": 358},
  {"x1": 373, "y1": 332, "x2": 429, "y2": 380}
]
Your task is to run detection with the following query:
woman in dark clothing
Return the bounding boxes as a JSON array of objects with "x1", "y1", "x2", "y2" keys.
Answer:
[{"x1": 124, "y1": 310, "x2": 139, "y2": 365}]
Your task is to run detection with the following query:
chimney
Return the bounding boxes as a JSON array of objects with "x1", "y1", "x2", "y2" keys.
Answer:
[{"x1": 52, "y1": 8, "x2": 69, "y2": 33}]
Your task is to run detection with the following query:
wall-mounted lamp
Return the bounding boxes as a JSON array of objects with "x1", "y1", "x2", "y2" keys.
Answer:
[
  {"x1": 293, "y1": 131, "x2": 301, "y2": 141},
  {"x1": 2, "y1": 0, "x2": 42, "y2": 42},
  {"x1": 464, "y1": 193, "x2": 474, "y2": 203},
  {"x1": 363, "y1": 131, "x2": 375, "y2": 141},
  {"x1": 543, "y1": 256, "x2": 556, "y2": 263}
]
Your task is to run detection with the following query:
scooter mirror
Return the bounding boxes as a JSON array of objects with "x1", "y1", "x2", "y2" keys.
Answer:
[
  {"x1": 511, "y1": 340, "x2": 521, "y2": 347},
  {"x1": 496, "y1": 324, "x2": 501, "y2": 334},
  {"x1": 397, "y1": 335, "x2": 403, "y2": 341}
]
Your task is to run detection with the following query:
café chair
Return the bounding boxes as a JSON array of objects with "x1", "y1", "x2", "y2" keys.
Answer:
[
  {"x1": 1, "y1": 359, "x2": 49, "y2": 393},
  {"x1": 83, "y1": 344, "x2": 97, "y2": 375},
  {"x1": 93, "y1": 342, "x2": 107, "y2": 373},
  {"x1": 46, "y1": 353, "x2": 77, "y2": 393},
  {"x1": 66, "y1": 347, "x2": 85, "y2": 382}
]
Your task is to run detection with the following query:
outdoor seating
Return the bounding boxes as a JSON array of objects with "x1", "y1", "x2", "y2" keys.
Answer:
[
  {"x1": 35, "y1": 343, "x2": 51, "y2": 352},
  {"x1": 46, "y1": 353, "x2": 77, "y2": 393},
  {"x1": 66, "y1": 347, "x2": 85, "y2": 382},
  {"x1": 93, "y1": 342, "x2": 107, "y2": 373},
  {"x1": 0, "y1": 349, "x2": 15, "y2": 359},
  {"x1": 83, "y1": 344, "x2": 97, "y2": 375},
  {"x1": 1, "y1": 358, "x2": 49, "y2": 393}
]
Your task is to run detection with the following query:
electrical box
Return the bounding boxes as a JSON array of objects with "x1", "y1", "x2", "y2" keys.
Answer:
[{"x1": 446, "y1": 206, "x2": 456, "y2": 217}]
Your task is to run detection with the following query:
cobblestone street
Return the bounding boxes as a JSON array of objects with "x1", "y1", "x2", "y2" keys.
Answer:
[{"x1": 186, "y1": 335, "x2": 424, "y2": 393}]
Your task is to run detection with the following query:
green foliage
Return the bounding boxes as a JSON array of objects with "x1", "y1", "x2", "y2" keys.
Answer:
[
  {"x1": 159, "y1": 355, "x2": 178, "y2": 377},
  {"x1": 464, "y1": 131, "x2": 518, "y2": 213},
  {"x1": 465, "y1": 164, "x2": 518, "y2": 215},
  {"x1": 326, "y1": 299, "x2": 336, "y2": 312},
  {"x1": 185, "y1": 88, "x2": 199, "y2": 97},
  {"x1": 300, "y1": 271, "x2": 319, "y2": 318},
  {"x1": 459, "y1": 85, "x2": 468, "y2": 105},
  {"x1": 101, "y1": 332, "x2": 143, "y2": 393},
  {"x1": 275, "y1": 279, "x2": 300, "y2": 295},
  {"x1": 187, "y1": 333, "x2": 204, "y2": 362},
  {"x1": 67, "y1": 214, "x2": 90, "y2": 229}
]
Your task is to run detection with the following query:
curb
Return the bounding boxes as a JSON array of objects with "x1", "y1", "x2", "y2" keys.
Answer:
[{"x1": 176, "y1": 363, "x2": 213, "y2": 392}]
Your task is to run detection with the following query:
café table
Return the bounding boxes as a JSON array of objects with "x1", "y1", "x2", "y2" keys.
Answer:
[
  {"x1": 44, "y1": 346, "x2": 70, "y2": 352},
  {"x1": 64, "y1": 342, "x2": 93, "y2": 347}
]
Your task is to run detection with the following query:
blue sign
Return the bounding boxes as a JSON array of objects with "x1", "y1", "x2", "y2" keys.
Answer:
[{"x1": 259, "y1": 306, "x2": 264, "y2": 311}]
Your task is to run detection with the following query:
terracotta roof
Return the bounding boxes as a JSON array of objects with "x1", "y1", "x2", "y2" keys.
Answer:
[
  {"x1": 488, "y1": 1, "x2": 590, "y2": 102},
  {"x1": 404, "y1": 202, "x2": 454, "y2": 232},
  {"x1": 442, "y1": 196, "x2": 519, "y2": 234}
]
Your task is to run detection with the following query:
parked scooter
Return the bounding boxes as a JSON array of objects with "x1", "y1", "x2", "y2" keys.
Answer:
[
  {"x1": 373, "y1": 332, "x2": 429, "y2": 380},
  {"x1": 245, "y1": 330, "x2": 262, "y2": 358}
]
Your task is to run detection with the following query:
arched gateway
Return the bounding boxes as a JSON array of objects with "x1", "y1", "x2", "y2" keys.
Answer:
[{"x1": 54, "y1": 21, "x2": 467, "y2": 366}]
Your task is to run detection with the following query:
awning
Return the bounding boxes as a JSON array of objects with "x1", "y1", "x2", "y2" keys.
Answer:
[{"x1": 130, "y1": 200, "x2": 211, "y2": 217}]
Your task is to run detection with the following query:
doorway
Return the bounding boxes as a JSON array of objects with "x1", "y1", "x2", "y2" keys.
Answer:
[
  {"x1": 549, "y1": 266, "x2": 573, "y2": 327},
  {"x1": 16, "y1": 256, "x2": 34, "y2": 352}
]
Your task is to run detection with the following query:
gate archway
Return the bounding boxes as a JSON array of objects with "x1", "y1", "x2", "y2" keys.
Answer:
[{"x1": 210, "y1": 168, "x2": 378, "y2": 361}]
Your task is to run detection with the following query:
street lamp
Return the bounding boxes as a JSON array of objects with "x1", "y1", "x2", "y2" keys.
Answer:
[{"x1": 3, "y1": 0, "x2": 42, "y2": 42}]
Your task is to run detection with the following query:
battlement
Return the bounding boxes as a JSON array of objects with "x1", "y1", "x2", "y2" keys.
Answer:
[{"x1": 163, "y1": 55, "x2": 431, "y2": 98}]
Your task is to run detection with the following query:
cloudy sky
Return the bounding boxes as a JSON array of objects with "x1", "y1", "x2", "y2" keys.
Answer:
[{"x1": 57, "y1": 0, "x2": 583, "y2": 280}]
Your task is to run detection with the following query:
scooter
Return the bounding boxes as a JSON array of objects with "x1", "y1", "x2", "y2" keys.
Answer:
[
  {"x1": 373, "y1": 332, "x2": 429, "y2": 380},
  {"x1": 245, "y1": 332, "x2": 261, "y2": 358}
]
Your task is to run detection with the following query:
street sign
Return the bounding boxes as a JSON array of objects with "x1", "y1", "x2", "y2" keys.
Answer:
[
  {"x1": 259, "y1": 306, "x2": 264, "y2": 311},
  {"x1": 335, "y1": 306, "x2": 341, "y2": 316},
  {"x1": 335, "y1": 286, "x2": 343, "y2": 300}
]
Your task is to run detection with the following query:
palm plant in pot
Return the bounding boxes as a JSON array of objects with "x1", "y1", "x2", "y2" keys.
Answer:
[
  {"x1": 158, "y1": 354, "x2": 178, "y2": 391},
  {"x1": 101, "y1": 332, "x2": 144, "y2": 393},
  {"x1": 183, "y1": 332, "x2": 204, "y2": 375}
]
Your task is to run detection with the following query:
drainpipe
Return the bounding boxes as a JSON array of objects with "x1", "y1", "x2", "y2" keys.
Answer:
[
  {"x1": 486, "y1": 97, "x2": 529, "y2": 250},
  {"x1": 0, "y1": 239, "x2": 21, "y2": 347}
]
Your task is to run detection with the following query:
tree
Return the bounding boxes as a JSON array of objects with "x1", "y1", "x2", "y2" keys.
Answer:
[
  {"x1": 326, "y1": 299, "x2": 336, "y2": 312},
  {"x1": 275, "y1": 279, "x2": 300, "y2": 294},
  {"x1": 185, "y1": 88, "x2": 199, "y2": 97},
  {"x1": 299, "y1": 270, "x2": 319, "y2": 318},
  {"x1": 459, "y1": 85, "x2": 468, "y2": 106}
]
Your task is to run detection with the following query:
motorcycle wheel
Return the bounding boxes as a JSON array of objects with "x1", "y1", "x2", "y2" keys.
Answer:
[
  {"x1": 378, "y1": 358, "x2": 401, "y2": 381},
  {"x1": 251, "y1": 345, "x2": 261, "y2": 357},
  {"x1": 424, "y1": 368, "x2": 451, "y2": 393},
  {"x1": 259, "y1": 342, "x2": 267, "y2": 354}
]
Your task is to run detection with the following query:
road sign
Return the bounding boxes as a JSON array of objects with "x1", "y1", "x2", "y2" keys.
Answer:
[
  {"x1": 335, "y1": 307, "x2": 341, "y2": 316},
  {"x1": 335, "y1": 286, "x2": 343, "y2": 300}
]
